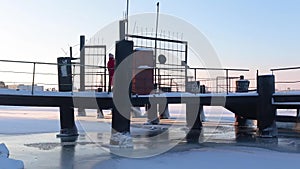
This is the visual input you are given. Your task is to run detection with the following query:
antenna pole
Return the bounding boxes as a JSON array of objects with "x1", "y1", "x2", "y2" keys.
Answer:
[
  {"x1": 126, "y1": 0, "x2": 129, "y2": 38},
  {"x1": 155, "y1": 2, "x2": 160, "y2": 50}
]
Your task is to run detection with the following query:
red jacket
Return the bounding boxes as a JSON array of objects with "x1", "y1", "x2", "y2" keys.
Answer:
[{"x1": 107, "y1": 58, "x2": 115, "y2": 76}]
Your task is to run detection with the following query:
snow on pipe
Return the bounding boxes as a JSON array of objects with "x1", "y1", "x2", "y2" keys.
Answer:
[{"x1": 0, "y1": 143, "x2": 24, "y2": 169}]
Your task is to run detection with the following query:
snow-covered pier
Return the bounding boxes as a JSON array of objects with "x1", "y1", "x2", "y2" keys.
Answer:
[{"x1": 0, "y1": 73, "x2": 299, "y2": 141}]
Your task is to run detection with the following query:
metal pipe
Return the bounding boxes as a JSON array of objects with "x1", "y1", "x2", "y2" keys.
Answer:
[
  {"x1": 31, "y1": 63, "x2": 36, "y2": 95},
  {"x1": 271, "y1": 66, "x2": 300, "y2": 72},
  {"x1": 0, "y1": 59, "x2": 57, "y2": 65}
]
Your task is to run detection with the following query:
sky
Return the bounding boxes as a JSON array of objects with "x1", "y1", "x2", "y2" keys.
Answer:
[{"x1": 0, "y1": 0, "x2": 300, "y2": 88}]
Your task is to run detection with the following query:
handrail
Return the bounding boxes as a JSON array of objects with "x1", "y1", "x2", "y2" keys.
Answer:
[
  {"x1": 0, "y1": 59, "x2": 252, "y2": 94},
  {"x1": 189, "y1": 67, "x2": 249, "y2": 72},
  {"x1": 271, "y1": 66, "x2": 300, "y2": 91},
  {"x1": 271, "y1": 66, "x2": 300, "y2": 72},
  {"x1": 0, "y1": 59, "x2": 106, "y2": 69}
]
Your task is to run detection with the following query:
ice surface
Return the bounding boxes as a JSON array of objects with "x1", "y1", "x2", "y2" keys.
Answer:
[
  {"x1": 0, "y1": 106, "x2": 300, "y2": 169},
  {"x1": 99, "y1": 146, "x2": 300, "y2": 169}
]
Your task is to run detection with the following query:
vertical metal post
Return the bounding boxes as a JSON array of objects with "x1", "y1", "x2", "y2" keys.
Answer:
[
  {"x1": 184, "y1": 43, "x2": 188, "y2": 91},
  {"x1": 119, "y1": 20, "x2": 126, "y2": 41},
  {"x1": 226, "y1": 69, "x2": 229, "y2": 94},
  {"x1": 31, "y1": 62, "x2": 36, "y2": 95},
  {"x1": 78, "y1": 35, "x2": 86, "y2": 116},
  {"x1": 80, "y1": 35, "x2": 85, "y2": 92},
  {"x1": 158, "y1": 68, "x2": 160, "y2": 89},
  {"x1": 126, "y1": 0, "x2": 129, "y2": 38},
  {"x1": 154, "y1": 2, "x2": 160, "y2": 86},
  {"x1": 69, "y1": 46, "x2": 73, "y2": 59},
  {"x1": 194, "y1": 68, "x2": 197, "y2": 81},
  {"x1": 111, "y1": 40, "x2": 133, "y2": 134},
  {"x1": 216, "y1": 77, "x2": 218, "y2": 93},
  {"x1": 104, "y1": 47, "x2": 107, "y2": 92}
]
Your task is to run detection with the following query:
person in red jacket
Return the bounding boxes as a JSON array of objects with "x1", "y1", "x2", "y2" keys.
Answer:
[{"x1": 107, "y1": 53, "x2": 115, "y2": 92}]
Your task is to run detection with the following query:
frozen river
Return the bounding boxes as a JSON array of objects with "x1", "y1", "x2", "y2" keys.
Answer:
[{"x1": 0, "y1": 106, "x2": 300, "y2": 169}]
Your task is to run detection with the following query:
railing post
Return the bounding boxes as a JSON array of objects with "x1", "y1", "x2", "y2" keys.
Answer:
[
  {"x1": 104, "y1": 47, "x2": 107, "y2": 92},
  {"x1": 194, "y1": 68, "x2": 197, "y2": 81},
  {"x1": 216, "y1": 77, "x2": 218, "y2": 93},
  {"x1": 226, "y1": 69, "x2": 229, "y2": 94},
  {"x1": 78, "y1": 35, "x2": 86, "y2": 116},
  {"x1": 31, "y1": 63, "x2": 36, "y2": 95}
]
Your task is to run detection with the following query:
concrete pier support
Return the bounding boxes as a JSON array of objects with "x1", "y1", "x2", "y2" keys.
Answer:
[
  {"x1": 186, "y1": 104, "x2": 203, "y2": 130},
  {"x1": 159, "y1": 104, "x2": 170, "y2": 119},
  {"x1": 146, "y1": 104, "x2": 160, "y2": 124},
  {"x1": 97, "y1": 109, "x2": 104, "y2": 119},
  {"x1": 185, "y1": 104, "x2": 203, "y2": 142},
  {"x1": 131, "y1": 107, "x2": 143, "y2": 118},
  {"x1": 257, "y1": 75, "x2": 277, "y2": 137},
  {"x1": 234, "y1": 115, "x2": 247, "y2": 126},
  {"x1": 58, "y1": 106, "x2": 78, "y2": 137},
  {"x1": 77, "y1": 108, "x2": 86, "y2": 116}
]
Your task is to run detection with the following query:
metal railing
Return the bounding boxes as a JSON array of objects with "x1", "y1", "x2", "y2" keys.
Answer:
[
  {"x1": 271, "y1": 66, "x2": 300, "y2": 91},
  {"x1": 0, "y1": 58, "x2": 254, "y2": 95},
  {"x1": 148, "y1": 67, "x2": 251, "y2": 93},
  {"x1": 0, "y1": 59, "x2": 109, "y2": 95},
  {"x1": 190, "y1": 67, "x2": 249, "y2": 94},
  {"x1": 0, "y1": 59, "x2": 58, "y2": 95}
]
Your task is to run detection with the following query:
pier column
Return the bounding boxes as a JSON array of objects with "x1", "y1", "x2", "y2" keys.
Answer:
[
  {"x1": 111, "y1": 40, "x2": 133, "y2": 134},
  {"x1": 97, "y1": 109, "x2": 104, "y2": 119},
  {"x1": 57, "y1": 57, "x2": 78, "y2": 137},
  {"x1": 146, "y1": 104, "x2": 159, "y2": 124},
  {"x1": 159, "y1": 104, "x2": 170, "y2": 119},
  {"x1": 186, "y1": 104, "x2": 203, "y2": 142},
  {"x1": 58, "y1": 106, "x2": 78, "y2": 137},
  {"x1": 257, "y1": 75, "x2": 277, "y2": 137},
  {"x1": 186, "y1": 104, "x2": 203, "y2": 130},
  {"x1": 131, "y1": 107, "x2": 143, "y2": 118},
  {"x1": 235, "y1": 75, "x2": 250, "y2": 126}
]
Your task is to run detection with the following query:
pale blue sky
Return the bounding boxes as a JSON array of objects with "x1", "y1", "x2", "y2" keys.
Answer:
[{"x1": 0, "y1": 0, "x2": 300, "y2": 75}]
